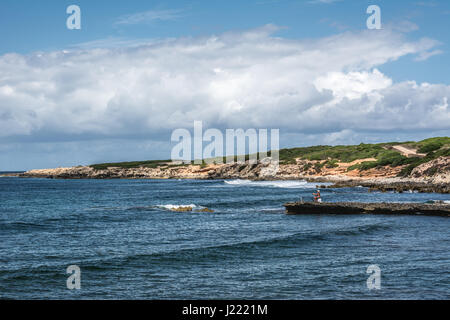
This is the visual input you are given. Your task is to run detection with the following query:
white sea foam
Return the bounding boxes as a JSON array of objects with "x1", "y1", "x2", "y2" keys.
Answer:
[
  {"x1": 444, "y1": 200, "x2": 450, "y2": 204},
  {"x1": 224, "y1": 179, "x2": 330, "y2": 189},
  {"x1": 156, "y1": 204, "x2": 198, "y2": 210}
]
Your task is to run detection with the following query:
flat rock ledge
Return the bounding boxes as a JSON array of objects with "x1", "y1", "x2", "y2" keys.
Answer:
[
  {"x1": 325, "y1": 180, "x2": 450, "y2": 194},
  {"x1": 284, "y1": 202, "x2": 450, "y2": 217}
]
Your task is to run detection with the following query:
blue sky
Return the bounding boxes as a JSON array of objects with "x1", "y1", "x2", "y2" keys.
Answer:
[{"x1": 0, "y1": 0, "x2": 449, "y2": 170}]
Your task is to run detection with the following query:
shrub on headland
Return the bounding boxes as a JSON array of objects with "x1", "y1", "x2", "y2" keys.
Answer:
[{"x1": 88, "y1": 137, "x2": 449, "y2": 177}]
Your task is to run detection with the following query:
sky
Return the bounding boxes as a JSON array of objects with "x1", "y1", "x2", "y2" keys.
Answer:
[{"x1": 0, "y1": 0, "x2": 449, "y2": 170}]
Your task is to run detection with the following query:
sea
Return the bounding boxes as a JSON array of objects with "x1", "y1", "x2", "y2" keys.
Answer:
[{"x1": 0, "y1": 176, "x2": 449, "y2": 299}]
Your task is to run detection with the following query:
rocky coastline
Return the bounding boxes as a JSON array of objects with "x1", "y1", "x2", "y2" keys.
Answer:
[{"x1": 12, "y1": 155, "x2": 450, "y2": 194}]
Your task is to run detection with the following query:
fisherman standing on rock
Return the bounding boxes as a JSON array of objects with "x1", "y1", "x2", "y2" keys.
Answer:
[{"x1": 313, "y1": 190, "x2": 322, "y2": 203}]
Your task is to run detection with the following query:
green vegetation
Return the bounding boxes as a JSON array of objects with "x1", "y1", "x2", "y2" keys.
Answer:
[
  {"x1": 325, "y1": 159, "x2": 339, "y2": 168},
  {"x1": 89, "y1": 137, "x2": 449, "y2": 176},
  {"x1": 279, "y1": 142, "x2": 403, "y2": 164},
  {"x1": 279, "y1": 142, "x2": 409, "y2": 168},
  {"x1": 349, "y1": 150, "x2": 416, "y2": 171},
  {"x1": 413, "y1": 137, "x2": 450, "y2": 154},
  {"x1": 90, "y1": 160, "x2": 171, "y2": 170},
  {"x1": 314, "y1": 162, "x2": 325, "y2": 172},
  {"x1": 278, "y1": 137, "x2": 449, "y2": 176}
]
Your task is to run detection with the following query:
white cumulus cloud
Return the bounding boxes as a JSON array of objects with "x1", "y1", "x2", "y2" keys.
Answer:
[{"x1": 0, "y1": 25, "x2": 448, "y2": 163}]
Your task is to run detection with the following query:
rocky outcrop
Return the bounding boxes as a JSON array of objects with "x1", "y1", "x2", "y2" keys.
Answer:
[
  {"x1": 205, "y1": 160, "x2": 278, "y2": 179},
  {"x1": 410, "y1": 156, "x2": 450, "y2": 184},
  {"x1": 20, "y1": 160, "x2": 276, "y2": 180},
  {"x1": 284, "y1": 201, "x2": 450, "y2": 217},
  {"x1": 331, "y1": 180, "x2": 450, "y2": 194}
]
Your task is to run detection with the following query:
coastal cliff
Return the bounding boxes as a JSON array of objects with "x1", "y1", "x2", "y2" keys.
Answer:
[{"x1": 17, "y1": 138, "x2": 450, "y2": 193}]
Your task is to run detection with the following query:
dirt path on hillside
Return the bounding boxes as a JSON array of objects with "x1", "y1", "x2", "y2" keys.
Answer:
[{"x1": 392, "y1": 145, "x2": 426, "y2": 157}]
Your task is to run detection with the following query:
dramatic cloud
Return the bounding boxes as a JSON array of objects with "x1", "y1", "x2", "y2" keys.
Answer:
[{"x1": 0, "y1": 25, "x2": 448, "y2": 168}]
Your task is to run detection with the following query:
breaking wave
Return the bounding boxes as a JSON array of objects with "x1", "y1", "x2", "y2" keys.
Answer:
[
  {"x1": 224, "y1": 179, "x2": 329, "y2": 189},
  {"x1": 156, "y1": 204, "x2": 198, "y2": 210}
]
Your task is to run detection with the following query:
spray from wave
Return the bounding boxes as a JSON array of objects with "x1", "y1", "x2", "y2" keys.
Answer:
[
  {"x1": 156, "y1": 204, "x2": 198, "y2": 210},
  {"x1": 224, "y1": 179, "x2": 330, "y2": 189}
]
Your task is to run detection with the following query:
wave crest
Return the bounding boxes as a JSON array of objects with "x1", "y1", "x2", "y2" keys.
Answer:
[
  {"x1": 156, "y1": 204, "x2": 198, "y2": 210},
  {"x1": 224, "y1": 179, "x2": 328, "y2": 189}
]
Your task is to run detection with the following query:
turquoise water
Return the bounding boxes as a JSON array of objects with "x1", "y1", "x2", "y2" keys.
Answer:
[{"x1": 0, "y1": 177, "x2": 449, "y2": 299}]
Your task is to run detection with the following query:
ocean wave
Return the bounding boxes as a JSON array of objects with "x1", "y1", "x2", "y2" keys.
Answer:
[
  {"x1": 224, "y1": 179, "x2": 329, "y2": 189},
  {"x1": 114, "y1": 223, "x2": 393, "y2": 265},
  {"x1": 0, "y1": 221, "x2": 51, "y2": 232},
  {"x1": 156, "y1": 204, "x2": 198, "y2": 210},
  {"x1": 0, "y1": 222, "x2": 392, "y2": 276}
]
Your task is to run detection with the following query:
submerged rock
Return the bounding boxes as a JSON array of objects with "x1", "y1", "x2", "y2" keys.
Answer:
[
  {"x1": 196, "y1": 208, "x2": 214, "y2": 213},
  {"x1": 171, "y1": 206, "x2": 193, "y2": 212}
]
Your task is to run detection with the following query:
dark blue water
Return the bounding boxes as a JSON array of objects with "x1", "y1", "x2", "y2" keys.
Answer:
[{"x1": 0, "y1": 177, "x2": 449, "y2": 299}]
